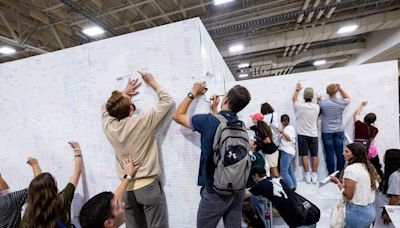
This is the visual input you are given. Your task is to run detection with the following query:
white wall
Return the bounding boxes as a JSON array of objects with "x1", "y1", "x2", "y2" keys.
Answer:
[
  {"x1": 229, "y1": 61, "x2": 399, "y2": 178},
  {"x1": 0, "y1": 18, "x2": 232, "y2": 228}
]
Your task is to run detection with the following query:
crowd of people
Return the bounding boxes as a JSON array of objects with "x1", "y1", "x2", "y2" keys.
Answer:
[{"x1": 0, "y1": 72, "x2": 399, "y2": 228}]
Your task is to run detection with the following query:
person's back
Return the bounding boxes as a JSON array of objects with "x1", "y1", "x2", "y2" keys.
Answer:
[
  {"x1": 173, "y1": 82, "x2": 251, "y2": 228},
  {"x1": 319, "y1": 98, "x2": 349, "y2": 133},
  {"x1": 0, "y1": 189, "x2": 28, "y2": 228},
  {"x1": 249, "y1": 177, "x2": 311, "y2": 228},
  {"x1": 102, "y1": 72, "x2": 173, "y2": 228},
  {"x1": 295, "y1": 102, "x2": 319, "y2": 137}
]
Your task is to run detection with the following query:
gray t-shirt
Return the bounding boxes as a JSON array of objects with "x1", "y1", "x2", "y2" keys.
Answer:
[
  {"x1": 294, "y1": 102, "x2": 320, "y2": 137},
  {"x1": 387, "y1": 170, "x2": 400, "y2": 196},
  {"x1": 319, "y1": 98, "x2": 350, "y2": 133}
]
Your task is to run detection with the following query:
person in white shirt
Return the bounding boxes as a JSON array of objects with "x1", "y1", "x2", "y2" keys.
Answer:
[
  {"x1": 330, "y1": 143, "x2": 379, "y2": 228},
  {"x1": 277, "y1": 114, "x2": 297, "y2": 190},
  {"x1": 292, "y1": 83, "x2": 320, "y2": 184}
]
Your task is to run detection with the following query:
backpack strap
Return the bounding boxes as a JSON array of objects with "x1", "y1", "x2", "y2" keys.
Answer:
[
  {"x1": 270, "y1": 113, "x2": 273, "y2": 125},
  {"x1": 214, "y1": 114, "x2": 228, "y2": 124}
]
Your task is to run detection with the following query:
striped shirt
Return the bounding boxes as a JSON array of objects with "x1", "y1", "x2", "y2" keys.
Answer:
[{"x1": 0, "y1": 189, "x2": 27, "y2": 228}]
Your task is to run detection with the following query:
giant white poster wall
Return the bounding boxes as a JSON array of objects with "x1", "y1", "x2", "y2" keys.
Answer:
[
  {"x1": 0, "y1": 18, "x2": 233, "y2": 227},
  {"x1": 230, "y1": 60, "x2": 399, "y2": 178}
]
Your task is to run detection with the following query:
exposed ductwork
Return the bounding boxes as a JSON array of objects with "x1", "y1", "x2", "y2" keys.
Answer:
[
  {"x1": 235, "y1": 42, "x2": 365, "y2": 78},
  {"x1": 221, "y1": 9, "x2": 400, "y2": 57}
]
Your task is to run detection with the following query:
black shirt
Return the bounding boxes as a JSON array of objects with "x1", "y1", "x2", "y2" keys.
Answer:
[{"x1": 250, "y1": 177, "x2": 304, "y2": 228}]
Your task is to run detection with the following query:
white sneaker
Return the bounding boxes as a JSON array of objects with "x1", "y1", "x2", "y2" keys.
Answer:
[
  {"x1": 304, "y1": 172, "x2": 311, "y2": 184},
  {"x1": 311, "y1": 172, "x2": 318, "y2": 184}
]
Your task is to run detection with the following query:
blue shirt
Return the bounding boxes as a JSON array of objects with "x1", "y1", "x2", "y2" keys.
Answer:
[
  {"x1": 319, "y1": 98, "x2": 349, "y2": 133},
  {"x1": 190, "y1": 110, "x2": 238, "y2": 193}
]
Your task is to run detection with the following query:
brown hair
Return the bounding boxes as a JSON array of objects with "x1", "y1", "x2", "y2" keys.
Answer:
[
  {"x1": 347, "y1": 143, "x2": 380, "y2": 190},
  {"x1": 106, "y1": 91, "x2": 131, "y2": 120},
  {"x1": 24, "y1": 173, "x2": 67, "y2": 228},
  {"x1": 225, "y1": 85, "x2": 251, "y2": 113},
  {"x1": 260, "y1": 102, "x2": 274, "y2": 114},
  {"x1": 256, "y1": 120, "x2": 272, "y2": 138},
  {"x1": 326, "y1": 83, "x2": 338, "y2": 96}
]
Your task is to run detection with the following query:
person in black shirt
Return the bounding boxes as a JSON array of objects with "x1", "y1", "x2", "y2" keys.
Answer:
[{"x1": 246, "y1": 167, "x2": 317, "y2": 228}]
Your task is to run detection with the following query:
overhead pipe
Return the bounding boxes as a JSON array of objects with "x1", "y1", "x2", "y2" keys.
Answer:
[
  {"x1": 297, "y1": 0, "x2": 312, "y2": 23},
  {"x1": 326, "y1": 0, "x2": 342, "y2": 18}
]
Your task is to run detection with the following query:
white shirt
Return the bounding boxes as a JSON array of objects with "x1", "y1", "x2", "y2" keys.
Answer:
[
  {"x1": 343, "y1": 163, "x2": 376, "y2": 205},
  {"x1": 294, "y1": 102, "x2": 320, "y2": 137},
  {"x1": 278, "y1": 125, "x2": 296, "y2": 155}
]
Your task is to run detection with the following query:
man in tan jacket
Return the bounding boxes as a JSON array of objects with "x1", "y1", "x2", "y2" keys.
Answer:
[{"x1": 102, "y1": 71, "x2": 174, "y2": 228}]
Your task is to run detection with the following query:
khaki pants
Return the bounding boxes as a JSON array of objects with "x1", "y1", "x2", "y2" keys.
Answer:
[{"x1": 123, "y1": 179, "x2": 167, "y2": 228}]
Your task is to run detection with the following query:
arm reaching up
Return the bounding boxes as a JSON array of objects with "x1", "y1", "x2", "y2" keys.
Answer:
[
  {"x1": 292, "y1": 82, "x2": 302, "y2": 104},
  {"x1": 337, "y1": 84, "x2": 351, "y2": 101},
  {"x1": 211, "y1": 95, "x2": 220, "y2": 114},
  {"x1": 173, "y1": 81, "x2": 207, "y2": 128},
  {"x1": 68, "y1": 141, "x2": 83, "y2": 187},
  {"x1": 27, "y1": 157, "x2": 42, "y2": 177},
  {"x1": 114, "y1": 157, "x2": 140, "y2": 200},
  {"x1": 354, "y1": 101, "x2": 368, "y2": 122}
]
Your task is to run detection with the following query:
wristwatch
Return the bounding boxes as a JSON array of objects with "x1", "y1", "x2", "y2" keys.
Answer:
[
  {"x1": 187, "y1": 92, "x2": 195, "y2": 100},
  {"x1": 124, "y1": 175, "x2": 133, "y2": 180}
]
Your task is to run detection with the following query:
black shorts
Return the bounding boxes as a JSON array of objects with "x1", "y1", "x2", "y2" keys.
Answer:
[{"x1": 298, "y1": 135, "x2": 318, "y2": 157}]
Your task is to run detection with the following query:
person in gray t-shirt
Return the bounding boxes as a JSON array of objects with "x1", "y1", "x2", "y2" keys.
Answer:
[{"x1": 318, "y1": 83, "x2": 351, "y2": 174}]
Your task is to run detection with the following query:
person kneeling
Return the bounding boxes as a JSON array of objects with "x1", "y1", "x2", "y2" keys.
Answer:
[{"x1": 246, "y1": 167, "x2": 320, "y2": 228}]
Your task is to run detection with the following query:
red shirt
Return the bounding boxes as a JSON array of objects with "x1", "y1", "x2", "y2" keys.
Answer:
[{"x1": 354, "y1": 120, "x2": 378, "y2": 140}]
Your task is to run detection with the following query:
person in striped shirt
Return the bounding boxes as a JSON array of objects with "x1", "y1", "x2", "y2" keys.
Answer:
[{"x1": 0, "y1": 157, "x2": 42, "y2": 228}]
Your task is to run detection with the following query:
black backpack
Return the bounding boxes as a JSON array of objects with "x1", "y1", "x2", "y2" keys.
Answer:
[{"x1": 289, "y1": 192, "x2": 321, "y2": 225}]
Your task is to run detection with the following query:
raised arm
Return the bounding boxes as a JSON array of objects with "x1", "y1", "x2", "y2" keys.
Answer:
[
  {"x1": 138, "y1": 72, "x2": 174, "y2": 133},
  {"x1": 68, "y1": 141, "x2": 83, "y2": 187},
  {"x1": 337, "y1": 84, "x2": 351, "y2": 101},
  {"x1": 27, "y1": 157, "x2": 42, "y2": 177},
  {"x1": 114, "y1": 157, "x2": 140, "y2": 200},
  {"x1": 172, "y1": 81, "x2": 207, "y2": 129},
  {"x1": 211, "y1": 95, "x2": 220, "y2": 114},
  {"x1": 0, "y1": 173, "x2": 9, "y2": 191},
  {"x1": 354, "y1": 101, "x2": 368, "y2": 122},
  {"x1": 292, "y1": 82, "x2": 302, "y2": 104}
]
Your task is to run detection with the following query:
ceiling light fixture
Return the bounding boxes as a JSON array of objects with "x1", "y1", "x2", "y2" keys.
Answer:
[
  {"x1": 337, "y1": 24, "x2": 358, "y2": 34},
  {"x1": 238, "y1": 63, "x2": 250, "y2": 68},
  {"x1": 0, "y1": 46, "x2": 16, "y2": 55},
  {"x1": 214, "y1": 0, "x2": 234, "y2": 5},
  {"x1": 229, "y1": 44, "x2": 244, "y2": 53},
  {"x1": 313, "y1": 59, "x2": 327, "y2": 66},
  {"x1": 82, "y1": 26, "x2": 105, "y2": 36},
  {"x1": 239, "y1": 73, "x2": 248, "y2": 78}
]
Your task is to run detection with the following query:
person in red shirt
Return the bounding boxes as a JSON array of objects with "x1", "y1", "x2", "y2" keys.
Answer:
[{"x1": 353, "y1": 101, "x2": 383, "y2": 179}]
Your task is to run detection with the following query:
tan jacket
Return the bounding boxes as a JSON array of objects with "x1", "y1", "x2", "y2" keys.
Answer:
[{"x1": 102, "y1": 87, "x2": 174, "y2": 190}]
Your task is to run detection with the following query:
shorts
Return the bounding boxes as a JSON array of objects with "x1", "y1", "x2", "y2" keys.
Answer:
[
  {"x1": 265, "y1": 150, "x2": 279, "y2": 168},
  {"x1": 298, "y1": 135, "x2": 318, "y2": 157}
]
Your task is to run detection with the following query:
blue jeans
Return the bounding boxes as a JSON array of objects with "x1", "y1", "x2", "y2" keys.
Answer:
[
  {"x1": 279, "y1": 150, "x2": 297, "y2": 190},
  {"x1": 345, "y1": 202, "x2": 375, "y2": 228},
  {"x1": 322, "y1": 131, "x2": 345, "y2": 174},
  {"x1": 250, "y1": 195, "x2": 270, "y2": 228}
]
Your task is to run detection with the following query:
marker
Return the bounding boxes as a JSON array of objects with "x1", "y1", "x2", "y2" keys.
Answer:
[{"x1": 116, "y1": 73, "x2": 133, "y2": 81}]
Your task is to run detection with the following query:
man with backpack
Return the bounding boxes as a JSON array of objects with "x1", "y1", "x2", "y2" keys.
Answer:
[
  {"x1": 246, "y1": 167, "x2": 320, "y2": 228},
  {"x1": 173, "y1": 81, "x2": 251, "y2": 227}
]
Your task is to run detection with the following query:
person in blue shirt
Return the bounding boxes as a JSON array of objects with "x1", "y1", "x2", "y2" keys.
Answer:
[{"x1": 173, "y1": 81, "x2": 251, "y2": 228}]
